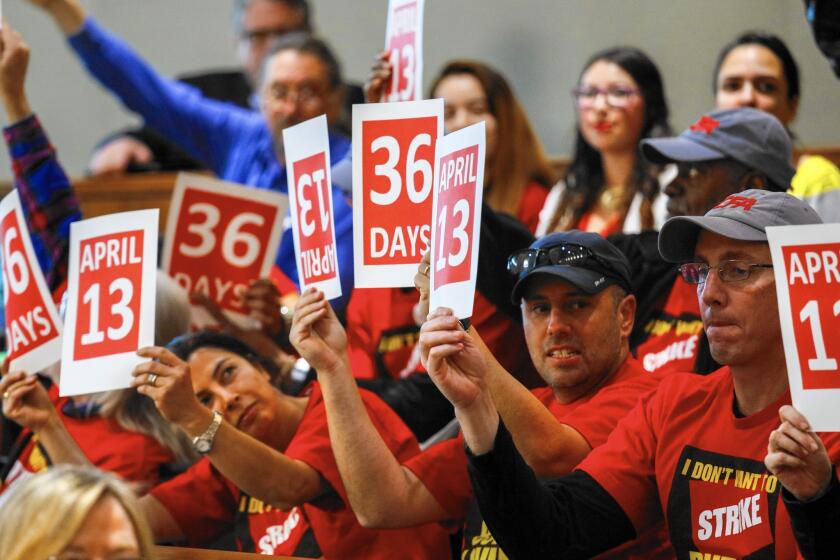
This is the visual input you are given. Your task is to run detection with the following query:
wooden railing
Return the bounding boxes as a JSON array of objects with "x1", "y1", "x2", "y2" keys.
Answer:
[{"x1": 0, "y1": 145, "x2": 837, "y2": 221}]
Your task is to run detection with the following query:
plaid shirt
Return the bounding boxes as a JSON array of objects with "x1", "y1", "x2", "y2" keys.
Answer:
[{"x1": 3, "y1": 114, "x2": 81, "y2": 295}]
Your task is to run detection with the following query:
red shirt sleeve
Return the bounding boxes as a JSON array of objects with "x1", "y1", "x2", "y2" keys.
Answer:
[
  {"x1": 150, "y1": 457, "x2": 238, "y2": 546},
  {"x1": 403, "y1": 436, "x2": 472, "y2": 521}
]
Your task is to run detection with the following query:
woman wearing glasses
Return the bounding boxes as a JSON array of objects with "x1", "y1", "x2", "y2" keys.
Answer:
[
  {"x1": 538, "y1": 47, "x2": 672, "y2": 237},
  {"x1": 0, "y1": 465, "x2": 155, "y2": 560}
]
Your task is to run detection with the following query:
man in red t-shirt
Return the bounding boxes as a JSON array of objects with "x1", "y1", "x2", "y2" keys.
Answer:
[
  {"x1": 127, "y1": 331, "x2": 448, "y2": 559},
  {"x1": 459, "y1": 189, "x2": 840, "y2": 558},
  {"x1": 291, "y1": 230, "x2": 666, "y2": 558}
]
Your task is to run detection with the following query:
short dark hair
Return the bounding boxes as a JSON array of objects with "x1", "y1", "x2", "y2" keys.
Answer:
[
  {"x1": 714, "y1": 31, "x2": 800, "y2": 102},
  {"x1": 259, "y1": 31, "x2": 343, "y2": 90},
  {"x1": 166, "y1": 331, "x2": 281, "y2": 381},
  {"x1": 233, "y1": 0, "x2": 313, "y2": 33}
]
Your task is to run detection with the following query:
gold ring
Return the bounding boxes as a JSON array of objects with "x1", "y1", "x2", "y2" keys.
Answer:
[
  {"x1": 423, "y1": 264, "x2": 430, "y2": 276},
  {"x1": 147, "y1": 373, "x2": 158, "y2": 387}
]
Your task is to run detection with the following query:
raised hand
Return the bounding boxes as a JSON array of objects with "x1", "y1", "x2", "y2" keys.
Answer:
[
  {"x1": 419, "y1": 307, "x2": 488, "y2": 409},
  {"x1": 765, "y1": 405, "x2": 833, "y2": 501},
  {"x1": 289, "y1": 288, "x2": 348, "y2": 376},
  {"x1": 131, "y1": 346, "x2": 208, "y2": 432},
  {"x1": 88, "y1": 137, "x2": 154, "y2": 175},
  {"x1": 0, "y1": 371, "x2": 56, "y2": 431},
  {"x1": 24, "y1": 0, "x2": 86, "y2": 35},
  {"x1": 412, "y1": 250, "x2": 431, "y2": 325},
  {"x1": 364, "y1": 51, "x2": 393, "y2": 103},
  {"x1": 241, "y1": 278, "x2": 286, "y2": 339},
  {"x1": 0, "y1": 22, "x2": 32, "y2": 122}
]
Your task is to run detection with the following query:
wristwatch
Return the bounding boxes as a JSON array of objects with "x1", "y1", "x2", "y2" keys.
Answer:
[{"x1": 192, "y1": 410, "x2": 223, "y2": 454}]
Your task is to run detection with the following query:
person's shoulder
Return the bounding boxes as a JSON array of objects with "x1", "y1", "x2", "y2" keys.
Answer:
[{"x1": 653, "y1": 366, "x2": 731, "y2": 400}]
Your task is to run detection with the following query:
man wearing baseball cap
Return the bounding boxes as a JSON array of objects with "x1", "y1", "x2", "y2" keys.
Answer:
[
  {"x1": 457, "y1": 189, "x2": 840, "y2": 558},
  {"x1": 290, "y1": 231, "x2": 665, "y2": 558},
  {"x1": 615, "y1": 107, "x2": 797, "y2": 376}
]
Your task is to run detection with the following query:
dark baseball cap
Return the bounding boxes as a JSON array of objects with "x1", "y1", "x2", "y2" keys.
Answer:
[
  {"x1": 509, "y1": 230, "x2": 633, "y2": 303},
  {"x1": 641, "y1": 107, "x2": 795, "y2": 191},
  {"x1": 658, "y1": 189, "x2": 823, "y2": 262}
]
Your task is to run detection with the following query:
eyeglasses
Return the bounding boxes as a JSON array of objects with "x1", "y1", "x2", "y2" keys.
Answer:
[
  {"x1": 265, "y1": 83, "x2": 325, "y2": 106},
  {"x1": 678, "y1": 260, "x2": 774, "y2": 284},
  {"x1": 507, "y1": 243, "x2": 605, "y2": 275},
  {"x1": 571, "y1": 86, "x2": 640, "y2": 109}
]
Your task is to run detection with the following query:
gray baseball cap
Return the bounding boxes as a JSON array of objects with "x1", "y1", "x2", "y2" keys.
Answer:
[
  {"x1": 658, "y1": 189, "x2": 823, "y2": 262},
  {"x1": 641, "y1": 107, "x2": 795, "y2": 191}
]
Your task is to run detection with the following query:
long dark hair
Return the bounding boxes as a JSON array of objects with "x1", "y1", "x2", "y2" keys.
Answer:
[
  {"x1": 548, "y1": 47, "x2": 671, "y2": 232},
  {"x1": 167, "y1": 331, "x2": 282, "y2": 382}
]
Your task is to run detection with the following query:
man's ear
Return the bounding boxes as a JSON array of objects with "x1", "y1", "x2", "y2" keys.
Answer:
[{"x1": 618, "y1": 292, "x2": 637, "y2": 340}]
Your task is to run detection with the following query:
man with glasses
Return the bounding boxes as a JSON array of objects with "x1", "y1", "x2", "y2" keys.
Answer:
[
  {"x1": 614, "y1": 107, "x2": 796, "y2": 376},
  {"x1": 288, "y1": 230, "x2": 665, "y2": 558},
  {"x1": 31, "y1": 0, "x2": 357, "y2": 311},
  {"x1": 457, "y1": 189, "x2": 840, "y2": 558}
]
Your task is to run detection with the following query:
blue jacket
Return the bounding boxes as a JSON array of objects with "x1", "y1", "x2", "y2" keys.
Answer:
[{"x1": 68, "y1": 18, "x2": 354, "y2": 310}]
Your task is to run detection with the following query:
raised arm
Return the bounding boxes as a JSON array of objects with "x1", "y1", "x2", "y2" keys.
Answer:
[
  {"x1": 28, "y1": 0, "x2": 253, "y2": 174},
  {"x1": 290, "y1": 288, "x2": 449, "y2": 527},
  {"x1": 130, "y1": 347, "x2": 321, "y2": 510},
  {"x1": 0, "y1": 21, "x2": 81, "y2": 291}
]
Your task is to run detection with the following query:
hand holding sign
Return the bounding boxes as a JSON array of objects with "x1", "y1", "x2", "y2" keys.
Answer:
[
  {"x1": 430, "y1": 122, "x2": 485, "y2": 319},
  {"x1": 163, "y1": 173, "x2": 288, "y2": 327},
  {"x1": 284, "y1": 115, "x2": 341, "y2": 300},
  {"x1": 0, "y1": 190, "x2": 62, "y2": 374},
  {"x1": 61, "y1": 210, "x2": 158, "y2": 396},
  {"x1": 384, "y1": 0, "x2": 424, "y2": 102},
  {"x1": 353, "y1": 99, "x2": 443, "y2": 287},
  {"x1": 768, "y1": 224, "x2": 840, "y2": 431}
]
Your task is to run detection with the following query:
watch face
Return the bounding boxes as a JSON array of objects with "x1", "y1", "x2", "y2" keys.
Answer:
[{"x1": 195, "y1": 438, "x2": 212, "y2": 454}]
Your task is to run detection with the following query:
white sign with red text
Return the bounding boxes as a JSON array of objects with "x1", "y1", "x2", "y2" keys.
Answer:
[
  {"x1": 352, "y1": 98, "x2": 443, "y2": 287},
  {"x1": 283, "y1": 115, "x2": 341, "y2": 300},
  {"x1": 384, "y1": 0, "x2": 424, "y2": 102},
  {"x1": 163, "y1": 173, "x2": 288, "y2": 327},
  {"x1": 768, "y1": 224, "x2": 840, "y2": 431},
  {"x1": 429, "y1": 122, "x2": 485, "y2": 319},
  {"x1": 60, "y1": 210, "x2": 158, "y2": 395},
  {"x1": 0, "y1": 190, "x2": 62, "y2": 373}
]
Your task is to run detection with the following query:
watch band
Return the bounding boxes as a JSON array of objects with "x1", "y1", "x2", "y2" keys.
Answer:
[{"x1": 192, "y1": 410, "x2": 223, "y2": 455}]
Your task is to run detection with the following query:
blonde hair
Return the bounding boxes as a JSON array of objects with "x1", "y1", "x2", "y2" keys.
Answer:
[
  {"x1": 0, "y1": 465, "x2": 156, "y2": 560},
  {"x1": 91, "y1": 270, "x2": 197, "y2": 464}
]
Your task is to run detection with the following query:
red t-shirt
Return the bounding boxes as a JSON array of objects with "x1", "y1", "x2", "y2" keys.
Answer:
[
  {"x1": 405, "y1": 356, "x2": 664, "y2": 558},
  {"x1": 151, "y1": 383, "x2": 449, "y2": 559},
  {"x1": 516, "y1": 181, "x2": 550, "y2": 234},
  {"x1": 0, "y1": 384, "x2": 174, "y2": 501},
  {"x1": 635, "y1": 277, "x2": 704, "y2": 376},
  {"x1": 580, "y1": 368, "x2": 840, "y2": 559}
]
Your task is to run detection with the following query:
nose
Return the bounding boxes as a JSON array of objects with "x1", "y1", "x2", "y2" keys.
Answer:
[
  {"x1": 216, "y1": 386, "x2": 241, "y2": 416},
  {"x1": 663, "y1": 175, "x2": 684, "y2": 200},
  {"x1": 546, "y1": 307, "x2": 572, "y2": 337},
  {"x1": 736, "y1": 82, "x2": 757, "y2": 107},
  {"x1": 449, "y1": 108, "x2": 469, "y2": 132},
  {"x1": 699, "y1": 266, "x2": 727, "y2": 309}
]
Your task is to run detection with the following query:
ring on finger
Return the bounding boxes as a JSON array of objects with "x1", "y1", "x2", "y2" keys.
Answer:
[
  {"x1": 422, "y1": 264, "x2": 430, "y2": 276},
  {"x1": 147, "y1": 373, "x2": 158, "y2": 387},
  {"x1": 2, "y1": 391, "x2": 9, "y2": 400}
]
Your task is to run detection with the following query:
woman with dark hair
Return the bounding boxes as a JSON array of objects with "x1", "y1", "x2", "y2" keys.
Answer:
[
  {"x1": 125, "y1": 331, "x2": 449, "y2": 558},
  {"x1": 367, "y1": 56, "x2": 556, "y2": 233},
  {"x1": 714, "y1": 30, "x2": 840, "y2": 220},
  {"x1": 539, "y1": 46, "x2": 672, "y2": 236}
]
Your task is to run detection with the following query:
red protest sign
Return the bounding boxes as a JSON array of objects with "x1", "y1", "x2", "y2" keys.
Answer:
[
  {"x1": 384, "y1": 0, "x2": 424, "y2": 102},
  {"x1": 353, "y1": 100, "x2": 443, "y2": 287},
  {"x1": 0, "y1": 190, "x2": 62, "y2": 372},
  {"x1": 769, "y1": 224, "x2": 840, "y2": 431},
  {"x1": 429, "y1": 122, "x2": 485, "y2": 319},
  {"x1": 73, "y1": 230, "x2": 144, "y2": 360},
  {"x1": 782, "y1": 242, "x2": 840, "y2": 389},
  {"x1": 163, "y1": 174, "x2": 288, "y2": 321},
  {"x1": 61, "y1": 210, "x2": 158, "y2": 396},
  {"x1": 283, "y1": 115, "x2": 341, "y2": 299}
]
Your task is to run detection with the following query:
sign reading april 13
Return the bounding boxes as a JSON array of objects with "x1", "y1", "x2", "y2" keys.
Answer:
[
  {"x1": 283, "y1": 115, "x2": 341, "y2": 300},
  {"x1": 384, "y1": 0, "x2": 424, "y2": 102},
  {"x1": 60, "y1": 210, "x2": 158, "y2": 396},
  {"x1": 768, "y1": 224, "x2": 840, "y2": 431},
  {"x1": 0, "y1": 190, "x2": 62, "y2": 374},
  {"x1": 352, "y1": 98, "x2": 443, "y2": 287},
  {"x1": 429, "y1": 122, "x2": 485, "y2": 319},
  {"x1": 163, "y1": 173, "x2": 288, "y2": 327}
]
